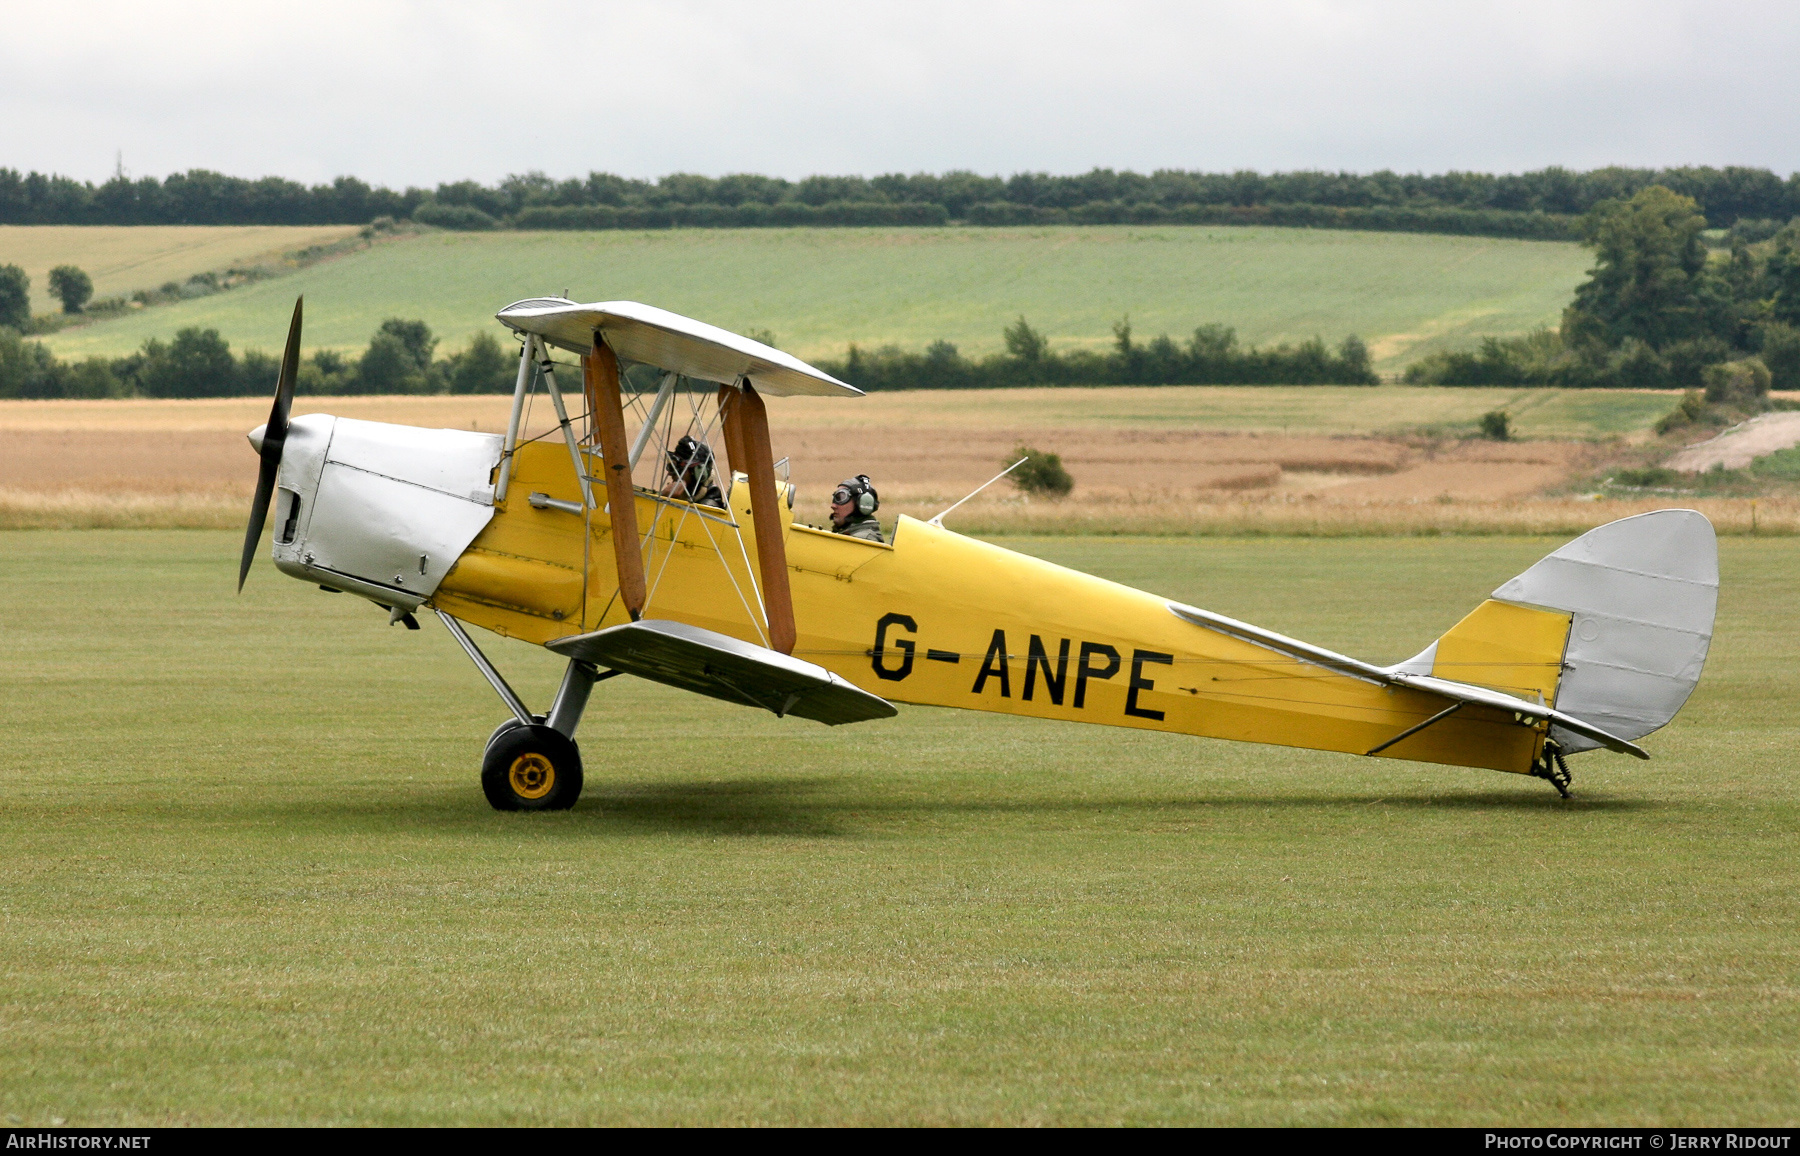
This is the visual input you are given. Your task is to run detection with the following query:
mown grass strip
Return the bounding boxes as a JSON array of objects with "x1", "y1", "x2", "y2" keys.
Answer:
[{"x1": 0, "y1": 530, "x2": 1793, "y2": 1124}]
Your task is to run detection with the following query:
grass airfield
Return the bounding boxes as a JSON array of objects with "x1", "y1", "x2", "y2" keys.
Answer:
[{"x1": 1, "y1": 530, "x2": 1795, "y2": 1125}]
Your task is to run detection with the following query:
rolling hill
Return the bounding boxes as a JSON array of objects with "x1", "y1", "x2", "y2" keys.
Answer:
[
  {"x1": 0, "y1": 224, "x2": 360, "y2": 317},
  {"x1": 33, "y1": 225, "x2": 1592, "y2": 372}
]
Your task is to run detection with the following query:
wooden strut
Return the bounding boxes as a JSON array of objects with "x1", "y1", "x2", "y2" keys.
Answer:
[
  {"x1": 584, "y1": 336, "x2": 646, "y2": 621},
  {"x1": 715, "y1": 384, "x2": 748, "y2": 478},
  {"x1": 719, "y1": 382, "x2": 797, "y2": 655}
]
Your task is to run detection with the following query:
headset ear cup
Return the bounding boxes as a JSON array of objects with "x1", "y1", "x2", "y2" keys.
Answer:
[{"x1": 859, "y1": 491, "x2": 876, "y2": 515}]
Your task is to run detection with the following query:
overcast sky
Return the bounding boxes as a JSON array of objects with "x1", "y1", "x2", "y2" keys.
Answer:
[{"x1": 6, "y1": 1, "x2": 1798, "y2": 188}]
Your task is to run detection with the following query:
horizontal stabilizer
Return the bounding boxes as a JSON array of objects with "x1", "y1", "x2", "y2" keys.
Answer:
[
  {"x1": 1168, "y1": 601, "x2": 1649, "y2": 759},
  {"x1": 1385, "y1": 672, "x2": 1648, "y2": 759},
  {"x1": 546, "y1": 619, "x2": 897, "y2": 726}
]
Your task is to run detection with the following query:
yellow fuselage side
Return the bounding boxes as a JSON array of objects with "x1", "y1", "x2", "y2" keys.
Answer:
[{"x1": 433, "y1": 442, "x2": 1548, "y2": 775}]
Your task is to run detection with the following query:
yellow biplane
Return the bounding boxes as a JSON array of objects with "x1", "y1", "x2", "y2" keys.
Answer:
[{"x1": 241, "y1": 298, "x2": 1717, "y2": 810}]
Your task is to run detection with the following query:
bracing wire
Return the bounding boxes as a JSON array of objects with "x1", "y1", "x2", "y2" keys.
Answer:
[{"x1": 634, "y1": 390, "x2": 771, "y2": 646}]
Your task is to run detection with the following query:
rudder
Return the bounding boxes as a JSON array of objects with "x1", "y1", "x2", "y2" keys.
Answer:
[
  {"x1": 1393, "y1": 510, "x2": 1718, "y2": 757},
  {"x1": 1492, "y1": 509, "x2": 1717, "y2": 752}
]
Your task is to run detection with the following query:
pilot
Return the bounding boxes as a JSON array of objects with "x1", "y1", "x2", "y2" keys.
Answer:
[
  {"x1": 663, "y1": 435, "x2": 725, "y2": 509},
  {"x1": 830, "y1": 475, "x2": 884, "y2": 542}
]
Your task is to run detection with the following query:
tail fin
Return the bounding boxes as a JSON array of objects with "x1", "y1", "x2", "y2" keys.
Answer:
[
  {"x1": 1496, "y1": 509, "x2": 1717, "y2": 752},
  {"x1": 1394, "y1": 510, "x2": 1718, "y2": 755}
]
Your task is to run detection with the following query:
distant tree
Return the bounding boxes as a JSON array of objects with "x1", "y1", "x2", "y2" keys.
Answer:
[
  {"x1": 47, "y1": 265, "x2": 93, "y2": 313},
  {"x1": 1562, "y1": 186, "x2": 1716, "y2": 352},
  {"x1": 1112, "y1": 315, "x2": 1133, "y2": 358},
  {"x1": 1768, "y1": 228, "x2": 1800, "y2": 327},
  {"x1": 1662, "y1": 336, "x2": 1733, "y2": 389},
  {"x1": 376, "y1": 318, "x2": 437, "y2": 370},
  {"x1": 412, "y1": 201, "x2": 498, "y2": 230},
  {"x1": 1188, "y1": 324, "x2": 1238, "y2": 375},
  {"x1": 356, "y1": 332, "x2": 428, "y2": 394},
  {"x1": 0, "y1": 331, "x2": 120, "y2": 398},
  {"x1": 1655, "y1": 389, "x2": 1710, "y2": 434},
  {"x1": 1479, "y1": 409, "x2": 1511, "y2": 440},
  {"x1": 1609, "y1": 338, "x2": 1673, "y2": 388},
  {"x1": 1702, "y1": 358, "x2": 1770, "y2": 405},
  {"x1": 1337, "y1": 334, "x2": 1373, "y2": 382},
  {"x1": 60, "y1": 356, "x2": 123, "y2": 398},
  {"x1": 1003, "y1": 316, "x2": 1048, "y2": 363},
  {"x1": 446, "y1": 331, "x2": 516, "y2": 394},
  {"x1": 0, "y1": 264, "x2": 28, "y2": 329},
  {"x1": 921, "y1": 339, "x2": 975, "y2": 388},
  {"x1": 1110, "y1": 315, "x2": 1147, "y2": 381},
  {"x1": 1757, "y1": 323, "x2": 1800, "y2": 390},
  {"x1": 0, "y1": 329, "x2": 54, "y2": 396},
  {"x1": 237, "y1": 348, "x2": 279, "y2": 396},
  {"x1": 296, "y1": 349, "x2": 353, "y2": 395},
  {"x1": 136, "y1": 328, "x2": 237, "y2": 397},
  {"x1": 1009, "y1": 444, "x2": 1074, "y2": 496}
]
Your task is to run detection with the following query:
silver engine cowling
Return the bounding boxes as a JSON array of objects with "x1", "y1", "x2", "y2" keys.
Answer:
[{"x1": 251, "y1": 414, "x2": 502, "y2": 610}]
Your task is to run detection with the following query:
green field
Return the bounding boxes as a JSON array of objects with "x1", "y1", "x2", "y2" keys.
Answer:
[
  {"x1": 0, "y1": 225, "x2": 359, "y2": 317},
  {"x1": 37, "y1": 226, "x2": 1592, "y2": 371},
  {"x1": 1, "y1": 530, "x2": 1793, "y2": 1125}
]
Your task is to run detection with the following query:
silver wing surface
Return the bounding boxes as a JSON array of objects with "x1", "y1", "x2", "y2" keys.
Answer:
[
  {"x1": 496, "y1": 298, "x2": 861, "y2": 397},
  {"x1": 547, "y1": 619, "x2": 896, "y2": 726}
]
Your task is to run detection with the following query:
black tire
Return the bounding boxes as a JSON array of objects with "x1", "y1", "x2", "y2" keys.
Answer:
[
  {"x1": 481, "y1": 724, "x2": 583, "y2": 812},
  {"x1": 484, "y1": 714, "x2": 543, "y2": 754}
]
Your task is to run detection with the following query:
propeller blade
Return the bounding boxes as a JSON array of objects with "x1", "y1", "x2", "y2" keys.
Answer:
[
  {"x1": 238, "y1": 456, "x2": 278, "y2": 592},
  {"x1": 238, "y1": 297, "x2": 303, "y2": 592}
]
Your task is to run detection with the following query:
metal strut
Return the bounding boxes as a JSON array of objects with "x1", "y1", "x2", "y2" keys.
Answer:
[
  {"x1": 628, "y1": 371, "x2": 680, "y2": 472},
  {"x1": 538, "y1": 353, "x2": 596, "y2": 511},
  {"x1": 1529, "y1": 738, "x2": 1573, "y2": 798},
  {"x1": 437, "y1": 610, "x2": 619, "y2": 737},
  {"x1": 1365, "y1": 701, "x2": 1464, "y2": 757},
  {"x1": 494, "y1": 335, "x2": 535, "y2": 502},
  {"x1": 546, "y1": 659, "x2": 621, "y2": 738},
  {"x1": 436, "y1": 610, "x2": 534, "y2": 727}
]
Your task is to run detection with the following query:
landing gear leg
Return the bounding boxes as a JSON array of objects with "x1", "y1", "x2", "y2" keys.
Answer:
[
  {"x1": 437, "y1": 611, "x2": 618, "y2": 812},
  {"x1": 1529, "y1": 738, "x2": 1573, "y2": 798},
  {"x1": 547, "y1": 659, "x2": 605, "y2": 737}
]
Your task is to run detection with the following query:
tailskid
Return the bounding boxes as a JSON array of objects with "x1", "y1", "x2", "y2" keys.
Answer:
[{"x1": 1529, "y1": 739, "x2": 1573, "y2": 798}]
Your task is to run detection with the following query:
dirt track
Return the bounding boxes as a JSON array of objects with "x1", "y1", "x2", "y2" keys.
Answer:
[{"x1": 1665, "y1": 412, "x2": 1800, "y2": 472}]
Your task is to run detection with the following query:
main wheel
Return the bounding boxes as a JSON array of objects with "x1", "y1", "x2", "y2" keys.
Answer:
[
  {"x1": 484, "y1": 714, "x2": 542, "y2": 753},
  {"x1": 481, "y1": 724, "x2": 583, "y2": 811}
]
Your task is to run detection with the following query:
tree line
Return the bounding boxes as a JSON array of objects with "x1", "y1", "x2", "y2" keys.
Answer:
[
  {"x1": 1405, "y1": 187, "x2": 1800, "y2": 392},
  {"x1": 6, "y1": 164, "x2": 1799, "y2": 240},
  {"x1": 0, "y1": 313, "x2": 1379, "y2": 400},
  {"x1": 0, "y1": 320, "x2": 521, "y2": 400},
  {"x1": 6, "y1": 184, "x2": 1796, "y2": 398},
  {"x1": 816, "y1": 319, "x2": 1376, "y2": 390}
]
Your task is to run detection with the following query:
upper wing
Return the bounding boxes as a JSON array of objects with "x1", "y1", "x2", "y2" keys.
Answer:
[{"x1": 496, "y1": 298, "x2": 862, "y2": 398}]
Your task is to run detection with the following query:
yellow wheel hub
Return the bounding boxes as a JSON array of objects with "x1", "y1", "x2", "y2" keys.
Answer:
[{"x1": 508, "y1": 752, "x2": 556, "y2": 800}]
